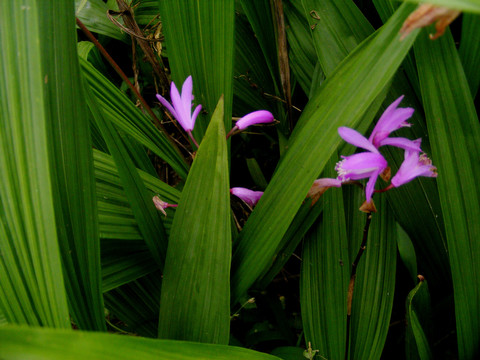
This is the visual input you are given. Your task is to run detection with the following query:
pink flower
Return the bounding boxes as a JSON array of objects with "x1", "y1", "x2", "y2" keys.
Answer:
[
  {"x1": 307, "y1": 178, "x2": 343, "y2": 205},
  {"x1": 230, "y1": 187, "x2": 263, "y2": 207},
  {"x1": 156, "y1": 76, "x2": 202, "y2": 146},
  {"x1": 226, "y1": 110, "x2": 274, "y2": 138},
  {"x1": 153, "y1": 195, "x2": 178, "y2": 217},
  {"x1": 336, "y1": 152, "x2": 388, "y2": 203},
  {"x1": 391, "y1": 148, "x2": 437, "y2": 187}
]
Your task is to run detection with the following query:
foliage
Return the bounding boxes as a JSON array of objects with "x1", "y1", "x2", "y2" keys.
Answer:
[{"x1": 1, "y1": 0, "x2": 479, "y2": 359}]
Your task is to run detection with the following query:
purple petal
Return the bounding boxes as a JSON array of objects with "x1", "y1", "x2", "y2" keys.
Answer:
[
  {"x1": 191, "y1": 104, "x2": 202, "y2": 126},
  {"x1": 391, "y1": 150, "x2": 437, "y2": 187},
  {"x1": 169, "y1": 80, "x2": 190, "y2": 130},
  {"x1": 378, "y1": 137, "x2": 422, "y2": 152},
  {"x1": 235, "y1": 110, "x2": 274, "y2": 130},
  {"x1": 338, "y1": 127, "x2": 379, "y2": 154},
  {"x1": 230, "y1": 187, "x2": 263, "y2": 207},
  {"x1": 365, "y1": 170, "x2": 382, "y2": 203},
  {"x1": 156, "y1": 94, "x2": 178, "y2": 119},
  {"x1": 335, "y1": 152, "x2": 388, "y2": 181},
  {"x1": 368, "y1": 96, "x2": 415, "y2": 147}
]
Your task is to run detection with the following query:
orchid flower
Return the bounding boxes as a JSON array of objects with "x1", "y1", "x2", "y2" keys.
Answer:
[
  {"x1": 226, "y1": 110, "x2": 274, "y2": 139},
  {"x1": 391, "y1": 147, "x2": 437, "y2": 188},
  {"x1": 153, "y1": 195, "x2": 178, "y2": 217},
  {"x1": 336, "y1": 127, "x2": 389, "y2": 202},
  {"x1": 335, "y1": 152, "x2": 388, "y2": 203},
  {"x1": 156, "y1": 76, "x2": 202, "y2": 147},
  {"x1": 230, "y1": 187, "x2": 263, "y2": 207}
]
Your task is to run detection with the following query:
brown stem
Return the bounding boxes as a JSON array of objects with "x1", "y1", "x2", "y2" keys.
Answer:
[{"x1": 75, "y1": 17, "x2": 186, "y2": 162}]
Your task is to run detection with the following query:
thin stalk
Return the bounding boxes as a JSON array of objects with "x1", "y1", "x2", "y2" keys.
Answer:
[{"x1": 75, "y1": 18, "x2": 186, "y2": 162}]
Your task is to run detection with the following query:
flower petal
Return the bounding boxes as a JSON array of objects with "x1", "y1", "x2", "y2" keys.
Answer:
[
  {"x1": 368, "y1": 96, "x2": 415, "y2": 147},
  {"x1": 365, "y1": 170, "x2": 382, "y2": 203},
  {"x1": 156, "y1": 93, "x2": 178, "y2": 119},
  {"x1": 235, "y1": 110, "x2": 274, "y2": 130},
  {"x1": 338, "y1": 127, "x2": 379, "y2": 153},
  {"x1": 335, "y1": 152, "x2": 388, "y2": 181},
  {"x1": 391, "y1": 150, "x2": 437, "y2": 187},
  {"x1": 230, "y1": 187, "x2": 263, "y2": 207},
  {"x1": 378, "y1": 137, "x2": 422, "y2": 152}
]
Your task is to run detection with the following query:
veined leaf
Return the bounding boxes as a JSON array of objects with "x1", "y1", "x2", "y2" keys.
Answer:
[
  {"x1": 158, "y1": 98, "x2": 231, "y2": 344},
  {"x1": 0, "y1": 325, "x2": 282, "y2": 360},
  {"x1": 415, "y1": 27, "x2": 480, "y2": 359},
  {"x1": 231, "y1": 3, "x2": 418, "y2": 304},
  {"x1": 159, "y1": 0, "x2": 235, "y2": 139},
  {"x1": 0, "y1": 0, "x2": 70, "y2": 329},
  {"x1": 403, "y1": 0, "x2": 480, "y2": 13}
]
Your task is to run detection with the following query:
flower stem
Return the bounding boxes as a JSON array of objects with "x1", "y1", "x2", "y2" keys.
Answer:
[
  {"x1": 187, "y1": 131, "x2": 199, "y2": 148},
  {"x1": 345, "y1": 212, "x2": 373, "y2": 360}
]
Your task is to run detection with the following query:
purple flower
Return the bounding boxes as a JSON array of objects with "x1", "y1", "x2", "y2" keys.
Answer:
[
  {"x1": 391, "y1": 147, "x2": 437, "y2": 187},
  {"x1": 336, "y1": 126, "x2": 388, "y2": 202},
  {"x1": 368, "y1": 96, "x2": 421, "y2": 152},
  {"x1": 230, "y1": 187, "x2": 263, "y2": 207},
  {"x1": 156, "y1": 76, "x2": 202, "y2": 146},
  {"x1": 153, "y1": 195, "x2": 178, "y2": 217},
  {"x1": 336, "y1": 152, "x2": 388, "y2": 203},
  {"x1": 226, "y1": 110, "x2": 274, "y2": 138}
]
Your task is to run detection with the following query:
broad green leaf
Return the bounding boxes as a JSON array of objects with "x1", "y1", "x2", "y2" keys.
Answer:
[
  {"x1": 301, "y1": 0, "x2": 373, "y2": 77},
  {"x1": 0, "y1": 0, "x2": 70, "y2": 329},
  {"x1": 300, "y1": 158, "x2": 349, "y2": 360},
  {"x1": 83, "y1": 69, "x2": 168, "y2": 268},
  {"x1": 403, "y1": 0, "x2": 480, "y2": 13},
  {"x1": 406, "y1": 278, "x2": 433, "y2": 360},
  {"x1": 348, "y1": 195, "x2": 397, "y2": 360},
  {"x1": 158, "y1": 98, "x2": 231, "y2": 344},
  {"x1": 231, "y1": 3, "x2": 419, "y2": 304},
  {"x1": 0, "y1": 325, "x2": 282, "y2": 360},
  {"x1": 159, "y1": 0, "x2": 235, "y2": 139},
  {"x1": 39, "y1": 1, "x2": 105, "y2": 331},
  {"x1": 415, "y1": 27, "x2": 480, "y2": 359}
]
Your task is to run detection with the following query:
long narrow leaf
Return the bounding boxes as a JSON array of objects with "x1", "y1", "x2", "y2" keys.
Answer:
[
  {"x1": 158, "y1": 98, "x2": 231, "y2": 344},
  {"x1": 231, "y1": 3, "x2": 418, "y2": 304},
  {"x1": 415, "y1": 27, "x2": 480, "y2": 359},
  {"x1": 0, "y1": 325, "x2": 282, "y2": 360},
  {"x1": 0, "y1": 0, "x2": 70, "y2": 328}
]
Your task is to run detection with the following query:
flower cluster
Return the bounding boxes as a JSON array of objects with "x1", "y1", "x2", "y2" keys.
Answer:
[
  {"x1": 154, "y1": 76, "x2": 273, "y2": 213},
  {"x1": 313, "y1": 96, "x2": 437, "y2": 207},
  {"x1": 156, "y1": 76, "x2": 274, "y2": 147}
]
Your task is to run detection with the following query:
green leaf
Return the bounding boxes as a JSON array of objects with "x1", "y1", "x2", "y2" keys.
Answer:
[
  {"x1": 403, "y1": 0, "x2": 480, "y2": 13},
  {"x1": 405, "y1": 278, "x2": 433, "y2": 360},
  {"x1": 397, "y1": 223, "x2": 418, "y2": 284},
  {"x1": 39, "y1": 1, "x2": 105, "y2": 331},
  {"x1": 83, "y1": 67, "x2": 168, "y2": 268},
  {"x1": 158, "y1": 97, "x2": 231, "y2": 344},
  {"x1": 415, "y1": 27, "x2": 480, "y2": 359},
  {"x1": 75, "y1": 0, "x2": 128, "y2": 42},
  {"x1": 0, "y1": 325, "x2": 282, "y2": 360},
  {"x1": 301, "y1": 0, "x2": 373, "y2": 77},
  {"x1": 80, "y1": 57, "x2": 189, "y2": 179},
  {"x1": 300, "y1": 157, "x2": 350, "y2": 360},
  {"x1": 159, "y1": 0, "x2": 235, "y2": 139},
  {"x1": 0, "y1": 0, "x2": 70, "y2": 329},
  {"x1": 459, "y1": 13, "x2": 480, "y2": 96},
  {"x1": 348, "y1": 196, "x2": 397, "y2": 360},
  {"x1": 231, "y1": 2, "x2": 419, "y2": 304}
]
